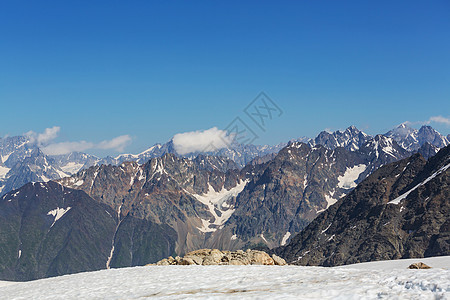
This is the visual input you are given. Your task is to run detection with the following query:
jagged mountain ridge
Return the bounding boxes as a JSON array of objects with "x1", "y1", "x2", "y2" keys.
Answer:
[
  {"x1": 308, "y1": 125, "x2": 372, "y2": 151},
  {"x1": 0, "y1": 136, "x2": 68, "y2": 196},
  {"x1": 276, "y1": 145, "x2": 450, "y2": 266},
  {"x1": 1, "y1": 124, "x2": 448, "y2": 197},
  {"x1": 385, "y1": 123, "x2": 449, "y2": 152},
  {"x1": 97, "y1": 140, "x2": 286, "y2": 169}
]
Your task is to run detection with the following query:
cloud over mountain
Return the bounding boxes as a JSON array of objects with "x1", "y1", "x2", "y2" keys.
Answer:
[
  {"x1": 26, "y1": 126, "x2": 132, "y2": 155},
  {"x1": 25, "y1": 126, "x2": 61, "y2": 146},
  {"x1": 429, "y1": 116, "x2": 450, "y2": 126},
  {"x1": 172, "y1": 127, "x2": 233, "y2": 155}
]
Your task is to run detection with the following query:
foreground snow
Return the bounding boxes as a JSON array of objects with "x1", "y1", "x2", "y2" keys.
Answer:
[{"x1": 0, "y1": 256, "x2": 449, "y2": 299}]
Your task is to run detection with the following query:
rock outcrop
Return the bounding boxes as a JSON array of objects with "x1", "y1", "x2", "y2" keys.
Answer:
[
  {"x1": 408, "y1": 262, "x2": 432, "y2": 269},
  {"x1": 154, "y1": 249, "x2": 287, "y2": 266}
]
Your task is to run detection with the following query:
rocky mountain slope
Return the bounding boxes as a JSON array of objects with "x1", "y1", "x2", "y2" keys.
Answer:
[
  {"x1": 0, "y1": 136, "x2": 281, "y2": 197},
  {"x1": 58, "y1": 136, "x2": 411, "y2": 252},
  {"x1": 58, "y1": 154, "x2": 246, "y2": 255},
  {"x1": 277, "y1": 145, "x2": 450, "y2": 266},
  {"x1": 221, "y1": 135, "x2": 411, "y2": 249},
  {"x1": 0, "y1": 181, "x2": 177, "y2": 281}
]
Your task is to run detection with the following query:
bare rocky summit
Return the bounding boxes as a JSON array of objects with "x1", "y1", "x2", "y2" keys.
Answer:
[{"x1": 154, "y1": 249, "x2": 287, "y2": 266}]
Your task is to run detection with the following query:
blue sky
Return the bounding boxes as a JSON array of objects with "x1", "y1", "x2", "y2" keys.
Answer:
[{"x1": 1, "y1": 1, "x2": 449, "y2": 156}]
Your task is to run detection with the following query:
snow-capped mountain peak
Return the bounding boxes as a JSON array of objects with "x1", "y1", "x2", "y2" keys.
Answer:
[
  {"x1": 309, "y1": 125, "x2": 372, "y2": 151},
  {"x1": 385, "y1": 123, "x2": 449, "y2": 152}
]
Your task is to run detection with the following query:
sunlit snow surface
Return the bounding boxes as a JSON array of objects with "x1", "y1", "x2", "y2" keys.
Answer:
[{"x1": 0, "y1": 256, "x2": 449, "y2": 299}]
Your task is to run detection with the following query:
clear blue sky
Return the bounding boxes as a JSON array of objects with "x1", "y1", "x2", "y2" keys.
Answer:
[{"x1": 1, "y1": 1, "x2": 449, "y2": 156}]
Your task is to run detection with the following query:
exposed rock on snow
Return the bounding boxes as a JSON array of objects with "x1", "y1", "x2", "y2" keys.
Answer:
[
  {"x1": 408, "y1": 262, "x2": 432, "y2": 269},
  {"x1": 154, "y1": 249, "x2": 287, "y2": 266}
]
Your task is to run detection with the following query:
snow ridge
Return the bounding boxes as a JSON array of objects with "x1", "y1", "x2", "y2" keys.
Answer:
[{"x1": 389, "y1": 162, "x2": 450, "y2": 205}]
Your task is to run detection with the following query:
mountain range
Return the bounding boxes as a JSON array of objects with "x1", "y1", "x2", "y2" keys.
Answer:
[
  {"x1": 0, "y1": 123, "x2": 448, "y2": 280},
  {"x1": 1, "y1": 124, "x2": 448, "y2": 197}
]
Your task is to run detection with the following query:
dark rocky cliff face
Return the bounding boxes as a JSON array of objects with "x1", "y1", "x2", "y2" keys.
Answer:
[
  {"x1": 417, "y1": 142, "x2": 440, "y2": 160},
  {"x1": 276, "y1": 145, "x2": 450, "y2": 266},
  {"x1": 0, "y1": 181, "x2": 177, "y2": 281},
  {"x1": 223, "y1": 143, "x2": 367, "y2": 249},
  {"x1": 0, "y1": 182, "x2": 116, "y2": 281}
]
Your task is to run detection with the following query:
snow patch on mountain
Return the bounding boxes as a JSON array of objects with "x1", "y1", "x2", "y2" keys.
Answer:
[
  {"x1": 0, "y1": 166, "x2": 10, "y2": 179},
  {"x1": 194, "y1": 180, "x2": 248, "y2": 233},
  {"x1": 281, "y1": 231, "x2": 291, "y2": 246},
  {"x1": 73, "y1": 180, "x2": 84, "y2": 187},
  {"x1": 324, "y1": 194, "x2": 337, "y2": 208},
  {"x1": 0, "y1": 153, "x2": 12, "y2": 164},
  {"x1": 59, "y1": 162, "x2": 84, "y2": 174},
  {"x1": 47, "y1": 207, "x2": 71, "y2": 227},
  {"x1": 337, "y1": 164, "x2": 367, "y2": 189}
]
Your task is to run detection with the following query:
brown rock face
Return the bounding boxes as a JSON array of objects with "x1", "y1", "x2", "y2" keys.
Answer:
[{"x1": 155, "y1": 249, "x2": 287, "y2": 266}]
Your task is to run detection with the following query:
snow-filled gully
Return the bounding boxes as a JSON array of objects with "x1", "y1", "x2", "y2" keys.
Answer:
[{"x1": 106, "y1": 204, "x2": 123, "y2": 269}]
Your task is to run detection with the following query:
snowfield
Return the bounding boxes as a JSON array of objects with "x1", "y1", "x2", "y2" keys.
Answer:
[{"x1": 0, "y1": 256, "x2": 449, "y2": 299}]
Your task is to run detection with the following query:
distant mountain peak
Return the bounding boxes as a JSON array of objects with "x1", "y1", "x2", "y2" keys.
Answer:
[
  {"x1": 346, "y1": 125, "x2": 359, "y2": 132},
  {"x1": 385, "y1": 123, "x2": 448, "y2": 152},
  {"x1": 309, "y1": 126, "x2": 371, "y2": 151}
]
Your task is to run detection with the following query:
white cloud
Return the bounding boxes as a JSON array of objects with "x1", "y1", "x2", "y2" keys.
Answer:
[
  {"x1": 400, "y1": 117, "x2": 450, "y2": 128},
  {"x1": 42, "y1": 141, "x2": 94, "y2": 155},
  {"x1": 25, "y1": 126, "x2": 61, "y2": 145},
  {"x1": 172, "y1": 127, "x2": 233, "y2": 155},
  {"x1": 26, "y1": 126, "x2": 132, "y2": 155},
  {"x1": 38, "y1": 126, "x2": 60, "y2": 144},
  {"x1": 428, "y1": 116, "x2": 450, "y2": 126},
  {"x1": 42, "y1": 135, "x2": 132, "y2": 155},
  {"x1": 97, "y1": 135, "x2": 132, "y2": 152}
]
